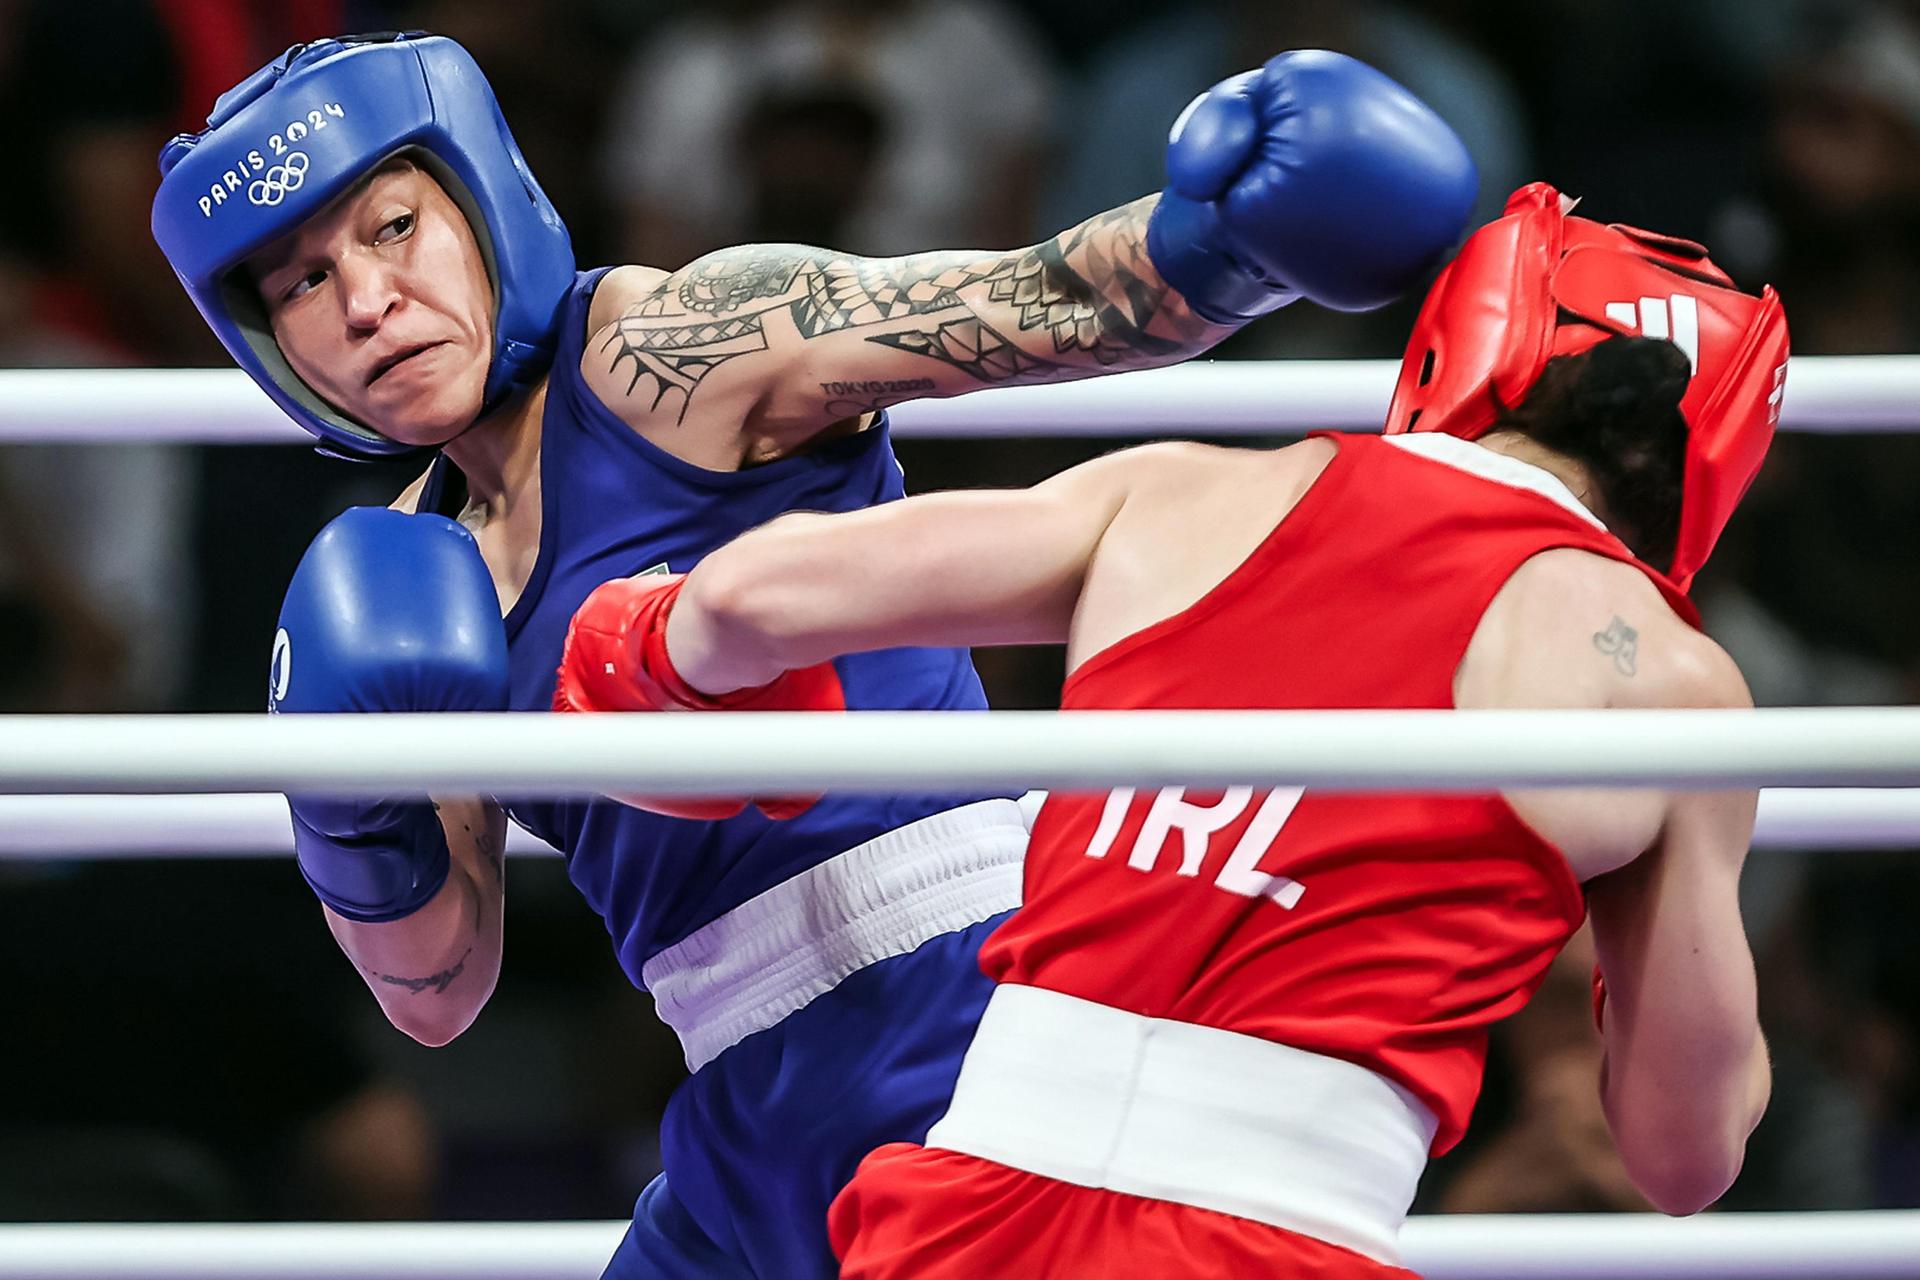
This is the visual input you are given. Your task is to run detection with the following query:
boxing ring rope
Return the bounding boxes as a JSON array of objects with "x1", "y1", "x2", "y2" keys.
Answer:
[
  {"x1": 0, "y1": 786, "x2": 1915, "y2": 857},
  {"x1": 0, "y1": 355, "x2": 1916, "y2": 441},
  {"x1": 0, "y1": 708, "x2": 1917, "y2": 795},
  {"x1": 6, "y1": 365, "x2": 1919, "y2": 1279},
  {"x1": 2, "y1": 1213, "x2": 1916, "y2": 1280},
  {"x1": 0, "y1": 373, "x2": 1908, "y2": 857}
]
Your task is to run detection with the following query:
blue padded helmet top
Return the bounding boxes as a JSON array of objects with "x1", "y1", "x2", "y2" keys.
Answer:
[{"x1": 152, "y1": 33, "x2": 576, "y2": 460}]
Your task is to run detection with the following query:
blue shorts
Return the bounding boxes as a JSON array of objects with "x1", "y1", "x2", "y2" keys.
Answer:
[{"x1": 602, "y1": 911, "x2": 1009, "y2": 1280}]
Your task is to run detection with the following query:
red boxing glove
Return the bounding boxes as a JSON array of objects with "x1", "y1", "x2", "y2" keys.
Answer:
[{"x1": 554, "y1": 572, "x2": 845, "y2": 820}]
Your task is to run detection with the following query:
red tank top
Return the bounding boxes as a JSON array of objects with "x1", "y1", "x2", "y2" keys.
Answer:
[{"x1": 980, "y1": 432, "x2": 1698, "y2": 1154}]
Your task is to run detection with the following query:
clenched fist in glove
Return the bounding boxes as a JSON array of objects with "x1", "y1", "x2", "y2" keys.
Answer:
[
  {"x1": 555, "y1": 572, "x2": 844, "y2": 821},
  {"x1": 1147, "y1": 49, "x2": 1478, "y2": 323}
]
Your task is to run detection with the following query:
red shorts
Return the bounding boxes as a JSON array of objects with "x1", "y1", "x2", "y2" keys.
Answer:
[{"x1": 829, "y1": 1143, "x2": 1422, "y2": 1280}]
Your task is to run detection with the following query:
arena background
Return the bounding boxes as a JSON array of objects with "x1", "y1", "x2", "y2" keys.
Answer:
[{"x1": 0, "y1": 0, "x2": 1916, "y2": 1234}]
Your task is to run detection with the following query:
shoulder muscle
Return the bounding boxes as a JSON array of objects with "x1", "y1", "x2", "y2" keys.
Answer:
[
  {"x1": 1469, "y1": 548, "x2": 1746, "y2": 711},
  {"x1": 1067, "y1": 439, "x2": 1327, "y2": 667},
  {"x1": 586, "y1": 264, "x2": 671, "y2": 336}
]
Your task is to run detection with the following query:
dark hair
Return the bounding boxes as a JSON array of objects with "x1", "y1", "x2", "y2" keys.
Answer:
[{"x1": 1494, "y1": 335, "x2": 1691, "y2": 570}]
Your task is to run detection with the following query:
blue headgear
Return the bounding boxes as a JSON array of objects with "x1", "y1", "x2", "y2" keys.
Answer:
[{"x1": 152, "y1": 33, "x2": 575, "y2": 461}]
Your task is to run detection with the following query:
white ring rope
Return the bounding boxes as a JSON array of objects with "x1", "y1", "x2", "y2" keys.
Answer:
[
  {"x1": 1, "y1": 709, "x2": 1918, "y2": 795},
  {"x1": 0, "y1": 357, "x2": 1914, "y2": 443},
  {"x1": 4, "y1": 366, "x2": 1912, "y2": 1280},
  {"x1": 0, "y1": 1214, "x2": 1913, "y2": 1280},
  {"x1": 0, "y1": 787, "x2": 1912, "y2": 857}
]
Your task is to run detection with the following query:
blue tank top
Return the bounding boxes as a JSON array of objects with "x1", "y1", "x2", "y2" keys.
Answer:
[{"x1": 428, "y1": 268, "x2": 1004, "y2": 984}]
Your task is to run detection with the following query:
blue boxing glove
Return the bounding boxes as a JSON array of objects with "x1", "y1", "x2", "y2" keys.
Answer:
[
  {"x1": 1146, "y1": 49, "x2": 1478, "y2": 323},
  {"x1": 270, "y1": 507, "x2": 509, "y2": 922}
]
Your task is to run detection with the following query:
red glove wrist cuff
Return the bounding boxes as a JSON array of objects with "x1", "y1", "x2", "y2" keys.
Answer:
[
  {"x1": 558, "y1": 573, "x2": 846, "y2": 716},
  {"x1": 630, "y1": 584, "x2": 844, "y2": 714},
  {"x1": 556, "y1": 571, "x2": 845, "y2": 821}
]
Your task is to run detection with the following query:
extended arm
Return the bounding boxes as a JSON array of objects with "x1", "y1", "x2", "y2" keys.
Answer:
[
  {"x1": 590, "y1": 52, "x2": 1476, "y2": 453},
  {"x1": 664, "y1": 446, "x2": 1153, "y2": 693},
  {"x1": 591, "y1": 196, "x2": 1225, "y2": 439}
]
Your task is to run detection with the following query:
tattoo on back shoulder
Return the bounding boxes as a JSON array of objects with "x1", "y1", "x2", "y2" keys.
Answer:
[{"x1": 1592, "y1": 616, "x2": 1639, "y2": 676}]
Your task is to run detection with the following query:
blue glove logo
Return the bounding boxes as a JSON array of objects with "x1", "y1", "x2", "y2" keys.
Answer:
[{"x1": 269, "y1": 627, "x2": 293, "y2": 710}]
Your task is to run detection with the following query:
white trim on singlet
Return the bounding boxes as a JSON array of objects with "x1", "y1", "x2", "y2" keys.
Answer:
[
  {"x1": 1384, "y1": 432, "x2": 1608, "y2": 530},
  {"x1": 641, "y1": 797, "x2": 1031, "y2": 1071},
  {"x1": 926, "y1": 984, "x2": 1438, "y2": 1267}
]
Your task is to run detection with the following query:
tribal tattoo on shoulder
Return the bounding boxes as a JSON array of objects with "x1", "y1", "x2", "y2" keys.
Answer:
[{"x1": 598, "y1": 196, "x2": 1214, "y2": 422}]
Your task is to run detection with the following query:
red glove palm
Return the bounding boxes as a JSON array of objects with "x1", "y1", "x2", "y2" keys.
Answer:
[{"x1": 554, "y1": 572, "x2": 844, "y2": 820}]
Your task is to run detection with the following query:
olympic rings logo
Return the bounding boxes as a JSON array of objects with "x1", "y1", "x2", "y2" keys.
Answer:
[
  {"x1": 248, "y1": 152, "x2": 311, "y2": 207},
  {"x1": 269, "y1": 628, "x2": 292, "y2": 708}
]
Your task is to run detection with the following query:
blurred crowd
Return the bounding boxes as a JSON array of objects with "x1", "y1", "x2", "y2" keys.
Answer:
[{"x1": 1, "y1": 0, "x2": 1917, "y2": 1226}]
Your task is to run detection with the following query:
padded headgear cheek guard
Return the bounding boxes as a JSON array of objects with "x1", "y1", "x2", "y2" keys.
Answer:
[
  {"x1": 151, "y1": 33, "x2": 575, "y2": 461},
  {"x1": 1385, "y1": 182, "x2": 1790, "y2": 590}
]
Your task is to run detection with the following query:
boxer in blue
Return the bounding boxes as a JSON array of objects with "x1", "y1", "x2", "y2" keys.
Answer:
[{"x1": 152, "y1": 33, "x2": 1476, "y2": 1279}]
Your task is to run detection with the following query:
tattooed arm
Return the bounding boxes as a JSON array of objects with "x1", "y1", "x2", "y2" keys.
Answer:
[
  {"x1": 324, "y1": 797, "x2": 507, "y2": 1047},
  {"x1": 584, "y1": 195, "x2": 1233, "y2": 461}
]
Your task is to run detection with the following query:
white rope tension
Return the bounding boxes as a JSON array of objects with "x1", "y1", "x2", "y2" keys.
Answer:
[
  {"x1": 1, "y1": 1213, "x2": 1915, "y2": 1280},
  {"x1": 0, "y1": 787, "x2": 1913, "y2": 857},
  {"x1": 0, "y1": 356, "x2": 1914, "y2": 443},
  {"x1": 0, "y1": 708, "x2": 1918, "y2": 796}
]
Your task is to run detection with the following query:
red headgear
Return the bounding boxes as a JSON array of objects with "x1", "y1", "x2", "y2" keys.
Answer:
[{"x1": 1384, "y1": 182, "x2": 1790, "y2": 590}]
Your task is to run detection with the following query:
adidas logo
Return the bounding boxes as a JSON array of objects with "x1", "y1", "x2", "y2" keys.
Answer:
[
  {"x1": 1766, "y1": 360, "x2": 1788, "y2": 428},
  {"x1": 1604, "y1": 295, "x2": 1699, "y2": 370}
]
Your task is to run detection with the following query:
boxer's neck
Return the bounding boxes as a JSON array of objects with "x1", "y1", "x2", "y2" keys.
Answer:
[
  {"x1": 443, "y1": 380, "x2": 545, "y2": 517},
  {"x1": 1474, "y1": 430, "x2": 1606, "y2": 526}
]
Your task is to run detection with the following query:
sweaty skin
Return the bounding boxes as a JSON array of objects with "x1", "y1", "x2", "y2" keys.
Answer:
[
  {"x1": 662, "y1": 434, "x2": 1770, "y2": 1216},
  {"x1": 250, "y1": 166, "x2": 1229, "y2": 1047}
]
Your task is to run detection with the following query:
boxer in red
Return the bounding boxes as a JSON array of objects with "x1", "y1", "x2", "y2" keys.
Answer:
[{"x1": 556, "y1": 184, "x2": 1786, "y2": 1278}]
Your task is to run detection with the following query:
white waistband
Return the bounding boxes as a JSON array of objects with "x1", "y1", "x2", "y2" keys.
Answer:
[
  {"x1": 925, "y1": 985, "x2": 1437, "y2": 1266},
  {"x1": 641, "y1": 798, "x2": 1029, "y2": 1071}
]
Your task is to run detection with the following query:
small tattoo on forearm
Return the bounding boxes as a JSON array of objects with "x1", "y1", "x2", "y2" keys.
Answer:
[
  {"x1": 371, "y1": 948, "x2": 472, "y2": 996},
  {"x1": 818, "y1": 378, "x2": 935, "y2": 397},
  {"x1": 820, "y1": 378, "x2": 935, "y2": 419},
  {"x1": 1592, "y1": 617, "x2": 1639, "y2": 676}
]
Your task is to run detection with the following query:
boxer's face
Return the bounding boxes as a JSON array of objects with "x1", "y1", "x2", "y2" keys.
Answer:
[{"x1": 251, "y1": 160, "x2": 494, "y2": 446}]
